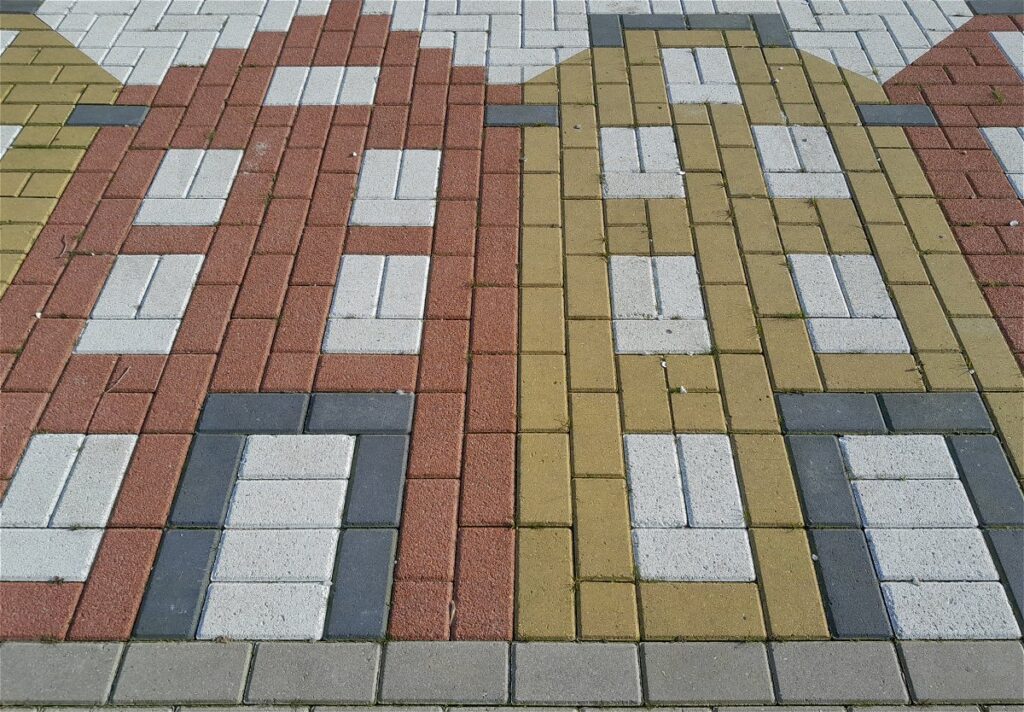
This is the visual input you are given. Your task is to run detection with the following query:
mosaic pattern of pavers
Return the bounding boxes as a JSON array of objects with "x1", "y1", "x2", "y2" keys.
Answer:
[{"x1": 1, "y1": 0, "x2": 1023, "y2": 705}]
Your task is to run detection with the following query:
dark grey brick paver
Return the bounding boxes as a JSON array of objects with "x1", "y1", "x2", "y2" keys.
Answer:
[
  {"x1": 621, "y1": 13, "x2": 688, "y2": 29},
  {"x1": 589, "y1": 14, "x2": 623, "y2": 47},
  {"x1": 169, "y1": 433, "x2": 244, "y2": 527},
  {"x1": 0, "y1": 0, "x2": 43, "y2": 12},
  {"x1": 134, "y1": 529, "x2": 220, "y2": 639},
  {"x1": 113, "y1": 642, "x2": 251, "y2": 704},
  {"x1": 900, "y1": 641, "x2": 1024, "y2": 703},
  {"x1": 307, "y1": 393, "x2": 414, "y2": 434},
  {"x1": 880, "y1": 393, "x2": 992, "y2": 433},
  {"x1": 949, "y1": 435, "x2": 1024, "y2": 525},
  {"x1": 787, "y1": 435, "x2": 860, "y2": 526},
  {"x1": 380, "y1": 642, "x2": 509, "y2": 703},
  {"x1": 198, "y1": 393, "x2": 308, "y2": 433},
  {"x1": 0, "y1": 642, "x2": 122, "y2": 704},
  {"x1": 857, "y1": 104, "x2": 938, "y2": 126},
  {"x1": 513, "y1": 643, "x2": 642, "y2": 704},
  {"x1": 809, "y1": 529, "x2": 892, "y2": 639},
  {"x1": 688, "y1": 13, "x2": 754, "y2": 29},
  {"x1": 753, "y1": 13, "x2": 792, "y2": 46},
  {"x1": 326, "y1": 529, "x2": 397, "y2": 639},
  {"x1": 246, "y1": 642, "x2": 380, "y2": 703},
  {"x1": 987, "y1": 528, "x2": 1024, "y2": 616},
  {"x1": 345, "y1": 435, "x2": 408, "y2": 526},
  {"x1": 778, "y1": 393, "x2": 886, "y2": 433},
  {"x1": 67, "y1": 104, "x2": 149, "y2": 126},
  {"x1": 772, "y1": 642, "x2": 907, "y2": 703},
  {"x1": 485, "y1": 104, "x2": 559, "y2": 127},
  {"x1": 967, "y1": 0, "x2": 1024, "y2": 13},
  {"x1": 643, "y1": 642, "x2": 773, "y2": 704}
]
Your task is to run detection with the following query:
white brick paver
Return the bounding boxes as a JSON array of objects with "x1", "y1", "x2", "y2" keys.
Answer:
[
  {"x1": 350, "y1": 150, "x2": 441, "y2": 227},
  {"x1": 981, "y1": 126, "x2": 1024, "y2": 199},
  {"x1": 226, "y1": 479, "x2": 348, "y2": 529},
  {"x1": 0, "y1": 30, "x2": 17, "y2": 55},
  {"x1": 852, "y1": 480, "x2": 978, "y2": 528},
  {"x1": 211, "y1": 529, "x2": 340, "y2": 583},
  {"x1": 662, "y1": 47, "x2": 741, "y2": 104},
  {"x1": 991, "y1": 31, "x2": 1024, "y2": 80},
  {"x1": 600, "y1": 127, "x2": 684, "y2": 199},
  {"x1": 0, "y1": 124, "x2": 21, "y2": 160},
  {"x1": 239, "y1": 435, "x2": 356, "y2": 480},
  {"x1": 753, "y1": 126, "x2": 850, "y2": 199},
  {"x1": 264, "y1": 66, "x2": 380, "y2": 106},
  {"x1": 135, "y1": 149, "x2": 242, "y2": 225},
  {"x1": 882, "y1": 582, "x2": 1021, "y2": 639},
  {"x1": 840, "y1": 435, "x2": 957, "y2": 479},
  {"x1": 633, "y1": 528, "x2": 755, "y2": 582},
  {"x1": 198, "y1": 582, "x2": 331, "y2": 640},
  {"x1": 866, "y1": 528, "x2": 999, "y2": 582}
]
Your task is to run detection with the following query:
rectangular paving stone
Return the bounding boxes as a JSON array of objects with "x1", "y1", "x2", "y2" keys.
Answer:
[
  {"x1": 857, "y1": 105, "x2": 938, "y2": 127},
  {"x1": 307, "y1": 393, "x2": 414, "y2": 434},
  {"x1": 0, "y1": 0, "x2": 43, "y2": 11},
  {"x1": 688, "y1": 14, "x2": 753, "y2": 29},
  {"x1": 787, "y1": 435, "x2": 860, "y2": 526},
  {"x1": 948, "y1": 435, "x2": 1024, "y2": 526},
  {"x1": 967, "y1": 0, "x2": 1024, "y2": 13},
  {"x1": 772, "y1": 642, "x2": 907, "y2": 703},
  {"x1": 621, "y1": 14, "x2": 688, "y2": 29},
  {"x1": 513, "y1": 643, "x2": 641, "y2": 704},
  {"x1": 589, "y1": 14, "x2": 623, "y2": 47},
  {"x1": 169, "y1": 434, "x2": 245, "y2": 527},
  {"x1": 113, "y1": 642, "x2": 252, "y2": 704},
  {"x1": 988, "y1": 529, "x2": 1024, "y2": 617},
  {"x1": 880, "y1": 393, "x2": 993, "y2": 433},
  {"x1": 778, "y1": 393, "x2": 886, "y2": 434},
  {"x1": 643, "y1": 642, "x2": 774, "y2": 704},
  {"x1": 67, "y1": 104, "x2": 149, "y2": 126},
  {"x1": 485, "y1": 105, "x2": 559, "y2": 127},
  {"x1": 753, "y1": 14, "x2": 792, "y2": 47},
  {"x1": 198, "y1": 393, "x2": 308, "y2": 434},
  {"x1": 0, "y1": 642, "x2": 122, "y2": 704},
  {"x1": 901, "y1": 641, "x2": 1024, "y2": 703},
  {"x1": 344, "y1": 435, "x2": 408, "y2": 527},
  {"x1": 246, "y1": 642, "x2": 380, "y2": 703},
  {"x1": 134, "y1": 528, "x2": 221, "y2": 639},
  {"x1": 380, "y1": 642, "x2": 508, "y2": 703},
  {"x1": 325, "y1": 529, "x2": 396, "y2": 640},
  {"x1": 882, "y1": 581, "x2": 1020, "y2": 640},
  {"x1": 809, "y1": 529, "x2": 892, "y2": 639}
]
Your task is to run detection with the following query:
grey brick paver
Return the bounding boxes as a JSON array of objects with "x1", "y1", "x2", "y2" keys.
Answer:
[
  {"x1": 880, "y1": 393, "x2": 992, "y2": 433},
  {"x1": 112, "y1": 642, "x2": 251, "y2": 704},
  {"x1": 169, "y1": 434, "x2": 244, "y2": 527},
  {"x1": 771, "y1": 641, "x2": 908, "y2": 703},
  {"x1": 857, "y1": 104, "x2": 938, "y2": 126},
  {"x1": 484, "y1": 105, "x2": 559, "y2": 127},
  {"x1": 787, "y1": 435, "x2": 860, "y2": 526},
  {"x1": 778, "y1": 393, "x2": 887, "y2": 433},
  {"x1": 245, "y1": 643, "x2": 380, "y2": 703},
  {"x1": 513, "y1": 643, "x2": 642, "y2": 704},
  {"x1": 901, "y1": 641, "x2": 1024, "y2": 703},
  {"x1": 198, "y1": 393, "x2": 309, "y2": 434},
  {"x1": 306, "y1": 393, "x2": 414, "y2": 434},
  {"x1": 380, "y1": 642, "x2": 508, "y2": 703},
  {"x1": 988, "y1": 528, "x2": 1024, "y2": 615},
  {"x1": 344, "y1": 435, "x2": 408, "y2": 526},
  {"x1": 643, "y1": 643, "x2": 774, "y2": 704},
  {"x1": 809, "y1": 528, "x2": 892, "y2": 638},
  {"x1": 325, "y1": 529, "x2": 397, "y2": 639},
  {"x1": 0, "y1": 642, "x2": 122, "y2": 704},
  {"x1": 949, "y1": 435, "x2": 1024, "y2": 525},
  {"x1": 67, "y1": 104, "x2": 149, "y2": 126}
]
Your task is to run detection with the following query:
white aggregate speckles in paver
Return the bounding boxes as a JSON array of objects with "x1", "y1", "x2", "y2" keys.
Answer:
[
  {"x1": 0, "y1": 434, "x2": 84, "y2": 528},
  {"x1": 612, "y1": 319, "x2": 712, "y2": 355},
  {"x1": 323, "y1": 254, "x2": 430, "y2": 354},
  {"x1": 981, "y1": 126, "x2": 1024, "y2": 199},
  {"x1": 136, "y1": 149, "x2": 242, "y2": 225},
  {"x1": 633, "y1": 528, "x2": 755, "y2": 582},
  {"x1": 677, "y1": 434, "x2": 745, "y2": 527},
  {"x1": 600, "y1": 127, "x2": 684, "y2": 199},
  {"x1": 753, "y1": 126, "x2": 850, "y2": 199},
  {"x1": 882, "y1": 582, "x2": 1021, "y2": 639},
  {"x1": 76, "y1": 254, "x2": 203, "y2": 354},
  {"x1": 806, "y1": 318, "x2": 910, "y2": 353},
  {"x1": 852, "y1": 480, "x2": 978, "y2": 528},
  {"x1": 662, "y1": 47, "x2": 742, "y2": 104},
  {"x1": 239, "y1": 435, "x2": 355, "y2": 480},
  {"x1": 48, "y1": 434, "x2": 136, "y2": 528},
  {"x1": 625, "y1": 434, "x2": 686, "y2": 528},
  {"x1": 0, "y1": 124, "x2": 22, "y2": 161},
  {"x1": 350, "y1": 149, "x2": 441, "y2": 226},
  {"x1": 865, "y1": 528, "x2": 999, "y2": 582},
  {"x1": 840, "y1": 435, "x2": 957, "y2": 479},
  {"x1": 225, "y1": 479, "x2": 348, "y2": 529},
  {"x1": 264, "y1": 65, "x2": 381, "y2": 106},
  {"x1": 991, "y1": 31, "x2": 1024, "y2": 80},
  {"x1": 198, "y1": 582, "x2": 331, "y2": 640},
  {"x1": 211, "y1": 529, "x2": 340, "y2": 583},
  {"x1": 0, "y1": 528, "x2": 105, "y2": 582}
]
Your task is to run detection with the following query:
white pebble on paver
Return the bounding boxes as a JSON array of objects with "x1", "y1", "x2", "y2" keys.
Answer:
[
  {"x1": 840, "y1": 435, "x2": 957, "y2": 479},
  {"x1": 0, "y1": 433, "x2": 137, "y2": 581},
  {"x1": 198, "y1": 582, "x2": 332, "y2": 640},
  {"x1": 981, "y1": 126, "x2": 1024, "y2": 199},
  {"x1": 264, "y1": 66, "x2": 380, "y2": 105},
  {"x1": 135, "y1": 149, "x2": 242, "y2": 225},
  {"x1": 0, "y1": 124, "x2": 22, "y2": 161},
  {"x1": 349, "y1": 149, "x2": 442, "y2": 227},
  {"x1": 752, "y1": 126, "x2": 850, "y2": 199},
  {"x1": 662, "y1": 47, "x2": 741, "y2": 104},
  {"x1": 75, "y1": 253, "x2": 204, "y2": 354},
  {"x1": 239, "y1": 434, "x2": 355, "y2": 479},
  {"x1": 323, "y1": 254, "x2": 430, "y2": 354},
  {"x1": 609, "y1": 256, "x2": 710, "y2": 354},
  {"x1": 600, "y1": 127, "x2": 684, "y2": 199},
  {"x1": 882, "y1": 581, "x2": 1021, "y2": 639}
]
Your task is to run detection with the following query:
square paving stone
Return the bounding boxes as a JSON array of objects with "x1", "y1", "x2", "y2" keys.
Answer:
[
  {"x1": 779, "y1": 393, "x2": 887, "y2": 433},
  {"x1": 113, "y1": 642, "x2": 252, "y2": 704},
  {"x1": 900, "y1": 641, "x2": 1024, "y2": 703},
  {"x1": 306, "y1": 393, "x2": 414, "y2": 434},
  {"x1": 380, "y1": 642, "x2": 509, "y2": 703},
  {"x1": 643, "y1": 643, "x2": 774, "y2": 704},
  {"x1": 198, "y1": 394, "x2": 308, "y2": 434},
  {"x1": 0, "y1": 642, "x2": 122, "y2": 704},
  {"x1": 513, "y1": 643, "x2": 642, "y2": 704},
  {"x1": 245, "y1": 642, "x2": 380, "y2": 703},
  {"x1": 771, "y1": 642, "x2": 908, "y2": 703},
  {"x1": 880, "y1": 393, "x2": 992, "y2": 433}
]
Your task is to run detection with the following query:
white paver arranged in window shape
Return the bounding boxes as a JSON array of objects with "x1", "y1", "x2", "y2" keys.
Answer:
[
  {"x1": 76, "y1": 253, "x2": 204, "y2": 354},
  {"x1": 322, "y1": 254, "x2": 430, "y2": 354},
  {"x1": 626, "y1": 434, "x2": 754, "y2": 582},
  {"x1": 981, "y1": 126, "x2": 1024, "y2": 199},
  {"x1": 135, "y1": 149, "x2": 243, "y2": 226},
  {"x1": 0, "y1": 30, "x2": 17, "y2": 55},
  {"x1": 752, "y1": 125, "x2": 850, "y2": 199},
  {"x1": 264, "y1": 65, "x2": 380, "y2": 106},
  {"x1": 349, "y1": 149, "x2": 442, "y2": 227},
  {"x1": 788, "y1": 253, "x2": 909, "y2": 354},
  {"x1": 991, "y1": 31, "x2": 1024, "y2": 80},
  {"x1": 0, "y1": 124, "x2": 21, "y2": 160},
  {"x1": 0, "y1": 434, "x2": 137, "y2": 582},
  {"x1": 662, "y1": 47, "x2": 741, "y2": 104},
  {"x1": 609, "y1": 255, "x2": 710, "y2": 354},
  {"x1": 199, "y1": 433, "x2": 355, "y2": 640},
  {"x1": 600, "y1": 127, "x2": 684, "y2": 199},
  {"x1": 840, "y1": 434, "x2": 1020, "y2": 640}
]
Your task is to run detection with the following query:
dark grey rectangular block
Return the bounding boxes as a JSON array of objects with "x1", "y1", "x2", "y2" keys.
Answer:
[
  {"x1": 134, "y1": 529, "x2": 220, "y2": 639},
  {"x1": 810, "y1": 528, "x2": 892, "y2": 639},
  {"x1": 246, "y1": 642, "x2": 380, "y2": 702},
  {"x1": 0, "y1": 0, "x2": 43, "y2": 12},
  {"x1": 779, "y1": 393, "x2": 886, "y2": 433},
  {"x1": 198, "y1": 393, "x2": 308, "y2": 433},
  {"x1": 170, "y1": 433, "x2": 244, "y2": 527},
  {"x1": 771, "y1": 641, "x2": 907, "y2": 703},
  {"x1": 967, "y1": 0, "x2": 1024, "y2": 14},
  {"x1": 753, "y1": 14, "x2": 792, "y2": 47},
  {"x1": 949, "y1": 435, "x2": 1024, "y2": 525},
  {"x1": 881, "y1": 392, "x2": 992, "y2": 433},
  {"x1": 381, "y1": 642, "x2": 509, "y2": 703},
  {"x1": 858, "y1": 104, "x2": 938, "y2": 126},
  {"x1": 326, "y1": 529, "x2": 397, "y2": 640},
  {"x1": 513, "y1": 642, "x2": 642, "y2": 704},
  {"x1": 485, "y1": 104, "x2": 559, "y2": 126},
  {"x1": 988, "y1": 528, "x2": 1024, "y2": 619},
  {"x1": 787, "y1": 435, "x2": 860, "y2": 526},
  {"x1": 0, "y1": 642, "x2": 122, "y2": 704},
  {"x1": 67, "y1": 104, "x2": 149, "y2": 126},
  {"x1": 643, "y1": 642, "x2": 773, "y2": 704},
  {"x1": 901, "y1": 641, "x2": 1024, "y2": 703},
  {"x1": 307, "y1": 392, "x2": 414, "y2": 434},
  {"x1": 621, "y1": 13, "x2": 688, "y2": 29},
  {"x1": 345, "y1": 434, "x2": 408, "y2": 527},
  {"x1": 113, "y1": 642, "x2": 251, "y2": 704},
  {"x1": 589, "y1": 14, "x2": 623, "y2": 47},
  {"x1": 688, "y1": 13, "x2": 753, "y2": 29}
]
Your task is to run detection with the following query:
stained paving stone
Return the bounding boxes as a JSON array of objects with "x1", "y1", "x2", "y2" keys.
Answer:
[
  {"x1": 513, "y1": 643, "x2": 642, "y2": 704},
  {"x1": 857, "y1": 105, "x2": 938, "y2": 127},
  {"x1": 380, "y1": 643, "x2": 509, "y2": 703},
  {"x1": 344, "y1": 435, "x2": 408, "y2": 527},
  {"x1": 771, "y1": 642, "x2": 908, "y2": 704},
  {"x1": 325, "y1": 529, "x2": 397, "y2": 640},
  {"x1": 880, "y1": 393, "x2": 992, "y2": 434},
  {"x1": 112, "y1": 642, "x2": 251, "y2": 704},
  {"x1": 134, "y1": 529, "x2": 221, "y2": 639},
  {"x1": 900, "y1": 641, "x2": 1024, "y2": 703},
  {"x1": 485, "y1": 105, "x2": 559, "y2": 127},
  {"x1": 809, "y1": 529, "x2": 892, "y2": 639},
  {"x1": 643, "y1": 643, "x2": 773, "y2": 704},
  {"x1": 778, "y1": 393, "x2": 886, "y2": 434},
  {"x1": 306, "y1": 394, "x2": 414, "y2": 435},
  {"x1": 948, "y1": 436, "x2": 1024, "y2": 526},
  {"x1": 245, "y1": 643, "x2": 380, "y2": 703},
  {"x1": 198, "y1": 394, "x2": 309, "y2": 434},
  {"x1": 169, "y1": 434, "x2": 245, "y2": 527},
  {"x1": 987, "y1": 529, "x2": 1024, "y2": 616},
  {"x1": 66, "y1": 105, "x2": 149, "y2": 127},
  {"x1": 0, "y1": 642, "x2": 122, "y2": 704},
  {"x1": 787, "y1": 435, "x2": 860, "y2": 526}
]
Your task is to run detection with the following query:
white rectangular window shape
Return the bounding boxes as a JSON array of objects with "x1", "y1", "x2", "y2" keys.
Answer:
[
  {"x1": 349, "y1": 149, "x2": 442, "y2": 227},
  {"x1": 752, "y1": 125, "x2": 850, "y2": 199},
  {"x1": 264, "y1": 65, "x2": 380, "y2": 106},
  {"x1": 662, "y1": 47, "x2": 741, "y2": 104},
  {"x1": 600, "y1": 126, "x2": 684, "y2": 199},
  {"x1": 135, "y1": 148, "x2": 242, "y2": 225}
]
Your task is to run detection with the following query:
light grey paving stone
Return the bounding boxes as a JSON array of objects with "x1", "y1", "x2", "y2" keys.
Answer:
[
  {"x1": 624, "y1": 434, "x2": 686, "y2": 528},
  {"x1": 900, "y1": 641, "x2": 1024, "y2": 703},
  {"x1": 807, "y1": 318, "x2": 910, "y2": 353},
  {"x1": 344, "y1": 435, "x2": 408, "y2": 526},
  {"x1": 987, "y1": 528, "x2": 1024, "y2": 616},
  {"x1": 211, "y1": 529, "x2": 339, "y2": 583},
  {"x1": 307, "y1": 393, "x2": 415, "y2": 434},
  {"x1": 76, "y1": 318, "x2": 181, "y2": 354},
  {"x1": 653, "y1": 256, "x2": 704, "y2": 319},
  {"x1": 67, "y1": 103, "x2": 148, "y2": 126},
  {"x1": 484, "y1": 104, "x2": 559, "y2": 126},
  {"x1": 643, "y1": 642, "x2": 773, "y2": 704},
  {"x1": 609, "y1": 255, "x2": 657, "y2": 318},
  {"x1": 245, "y1": 642, "x2": 380, "y2": 703},
  {"x1": 810, "y1": 528, "x2": 892, "y2": 638},
  {"x1": 882, "y1": 581, "x2": 1020, "y2": 639},
  {"x1": 0, "y1": 527, "x2": 103, "y2": 581},
  {"x1": 380, "y1": 642, "x2": 509, "y2": 703},
  {"x1": 603, "y1": 171, "x2": 685, "y2": 199},
  {"x1": 225, "y1": 479, "x2": 347, "y2": 529},
  {"x1": 325, "y1": 529, "x2": 397, "y2": 639},
  {"x1": 91, "y1": 254, "x2": 159, "y2": 318},
  {"x1": 134, "y1": 528, "x2": 221, "y2": 639},
  {"x1": 778, "y1": 393, "x2": 886, "y2": 433},
  {"x1": 377, "y1": 256, "x2": 430, "y2": 318},
  {"x1": 852, "y1": 707, "x2": 980, "y2": 712},
  {"x1": 48, "y1": 433, "x2": 136, "y2": 527},
  {"x1": 113, "y1": 642, "x2": 251, "y2": 704},
  {"x1": 136, "y1": 254, "x2": 203, "y2": 319},
  {"x1": 322, "y1": 317, "x2": 424, "y2": 354},
  {"x1": 786, "y1": 435, "x2": 860, "y2": 526},
  {"x1": 720, "y1": 708, "x2": 838, "y2": 712},
  {"x1": 840, "y1": 434, "x2": 957, "y2": 479},
  {"x1": 239, "y1": 434, "x2": 355, "y2": 480},
  {"x1": 611, "y1": 319, "x2": 711, "y2": 355},
  {"x1": 833, "y1": 255, "x2": 896, "y2": 318},
  {"x1": 634, "y1": 528, "x2": 754, "y2": 581},
  {"x1": 771, "y1": 641, "x2": 908, "y2": 703},
  {"x1": 852, "y1": 480, "x2": 978, "y2": 527},
  {"x1": 948, "y1": 435, "x2": 1024, "y2": 526},
  {"x1": 0, "y1": 433, "x2": 82, "y2": 527},
  {"x1": 395, "y1": 153, "x2": 441, "y2": 201},
  {"x1": 169, "y1": 433, "x2": 245, "y2": 527},
  {"x1": 198, "y1": 583, "x2": 331, "y2": 640},
  {"x1": 331, "y1": 254, "x2": 385, "y2": 318},
  {"x1": 312, "y1": 708, "x2": 438, "y2": 712},
  {"x1": 865, "y1": 528, "x2": 999, "y2": 581},
  {"x1": 788, "y1": 253, "x2": 848, "y2": 317},
  {"x1": 766, "y1": 172, "x2": 850, "y2": 199},
  {"x1": 676, "y1": 433, "x2": 744, "y2": 526},
  {"x1": 881, "y1": 393, "x2": 993, "y2": 433},
  {"x1": 513, "y1": 643, "x2": 641, "y2": 704},
  {"x1": 198, "y1": 393, "x2": 308, "y2": 434},
  {"x1": 135, "y1": 197, "x2": 226, "y2": 225},
  {"x1": 857, "y1": 104, "x2": 938, "y2": 126},
  {"x1": 0, "y1": 642, "x2": 122, "y2": 704}
]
